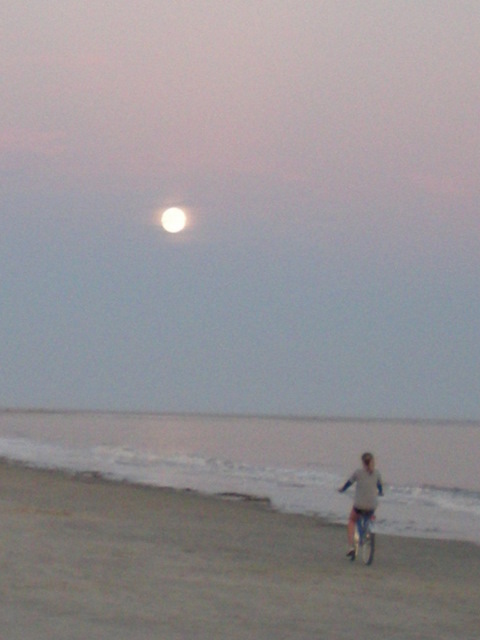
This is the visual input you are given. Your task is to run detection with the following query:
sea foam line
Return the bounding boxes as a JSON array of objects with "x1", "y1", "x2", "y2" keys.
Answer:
[{"x1": 1, "y1": 436, "x2": 480, "y2": 542}]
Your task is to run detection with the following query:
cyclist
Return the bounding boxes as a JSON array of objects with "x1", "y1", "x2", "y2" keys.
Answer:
[{"x1": 338, "y1": 452, "x2": 383, "y2": 559}]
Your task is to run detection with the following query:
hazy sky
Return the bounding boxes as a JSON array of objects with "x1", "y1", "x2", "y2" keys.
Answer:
[{"x1": 2, "y1": 1, "x2": 479, "y2": 419}]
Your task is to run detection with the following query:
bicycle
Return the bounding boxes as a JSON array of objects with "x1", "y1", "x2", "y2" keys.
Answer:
[{"x1": 352, "y1": 509, "x2": 375, "y2": 565}]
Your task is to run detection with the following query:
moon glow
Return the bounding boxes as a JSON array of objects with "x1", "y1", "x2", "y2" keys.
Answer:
[{"x1": 160, "y1": 207, "x2": 187, "y2": 233}]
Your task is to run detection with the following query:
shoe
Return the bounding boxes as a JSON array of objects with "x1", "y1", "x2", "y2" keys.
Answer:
[{"x1": 346, "y1": 548, "x2": 355, "y2": 560}]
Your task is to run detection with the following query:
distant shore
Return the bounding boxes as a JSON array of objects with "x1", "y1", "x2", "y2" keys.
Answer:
[
  {"x1": 2, "y1": 405, "x2": 479, "y2": 425},
  {"x1": 0, "y1": 460, "x2": 478, "y2": 639}
]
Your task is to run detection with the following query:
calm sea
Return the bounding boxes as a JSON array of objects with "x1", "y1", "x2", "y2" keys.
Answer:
[{"x1": 1, "y1": 410, "x2": 479, "y2": 544}]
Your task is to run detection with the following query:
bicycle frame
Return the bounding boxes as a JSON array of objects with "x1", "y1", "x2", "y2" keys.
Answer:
[{"x1": 353, "y1": 512, "x2": 375, "y2": 565}]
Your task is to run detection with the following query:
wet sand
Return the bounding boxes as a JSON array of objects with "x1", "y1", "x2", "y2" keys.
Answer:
[{"x1": 0, "y1": 461, "x2": 478, "y2": 639}]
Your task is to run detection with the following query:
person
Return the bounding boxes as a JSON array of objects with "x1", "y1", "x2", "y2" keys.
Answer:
[{"x1": 338, "y1": 452, "x2": 383, "y2": 558}]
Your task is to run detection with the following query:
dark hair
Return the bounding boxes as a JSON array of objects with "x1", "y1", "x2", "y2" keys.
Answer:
[{"x1": 361, "y1": 452, "x2": 373, "y2": 464}]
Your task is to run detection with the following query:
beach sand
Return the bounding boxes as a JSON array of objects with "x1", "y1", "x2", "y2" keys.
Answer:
[{"x1": 0, "y1": 461, "x2": 478, "y2": 639}]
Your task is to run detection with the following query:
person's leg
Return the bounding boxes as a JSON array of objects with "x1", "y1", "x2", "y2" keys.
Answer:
[{"x1": 347, "y1": 508, "x2": 358, "y2": 548}]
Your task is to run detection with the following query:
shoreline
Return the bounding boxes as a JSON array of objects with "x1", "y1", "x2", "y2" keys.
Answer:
[
  {"x1": 2, "y1": 405, "x2": 480, "y2": 427},
  {"x1": 2, "y1": 457, "x2": 479, "y2": 547},
  {"x1": 2, "y1": 411, "x2": 479, "y2": 545},
  {"x1": 1, "y1": 459, "x2": 479, "y2": 638}
]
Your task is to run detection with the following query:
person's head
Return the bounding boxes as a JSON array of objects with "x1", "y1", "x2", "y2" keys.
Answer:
[{"x1": 361, "y1": 452, "x2": 375, "y2": 472}]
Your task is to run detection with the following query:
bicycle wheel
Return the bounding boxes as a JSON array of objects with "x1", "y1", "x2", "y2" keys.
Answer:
[{"x1": 361, "y1": 531, "x2": 375, "y2": 565}]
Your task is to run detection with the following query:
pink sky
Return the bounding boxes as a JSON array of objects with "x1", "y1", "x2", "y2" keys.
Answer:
[
  {"x1": 3, "y1": 2, "x2": 478, "y2": 198},
  {"x1": 2, "y1": 2, "x2": 479, "y2": 418}
]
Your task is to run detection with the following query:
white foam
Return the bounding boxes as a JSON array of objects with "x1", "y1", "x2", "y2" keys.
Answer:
[{"x1": 1, "y1": 413, "x2": 480, "y2": 543}]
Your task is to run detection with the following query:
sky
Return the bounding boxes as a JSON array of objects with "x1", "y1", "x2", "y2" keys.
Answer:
[{"x1": 1, "y1": 1, "x2": 479, "y2": 420}]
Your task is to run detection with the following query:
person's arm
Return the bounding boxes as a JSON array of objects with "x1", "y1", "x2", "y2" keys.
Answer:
[
  {"x1": 338, "y1": 479, "x2": 353, "y2": 493},
  {"x1": 339, "y1": 470, "x2": 357, "y2": 493},
  {"x1": 377, "y1": 472, "x2": 384, "y2": 496}
]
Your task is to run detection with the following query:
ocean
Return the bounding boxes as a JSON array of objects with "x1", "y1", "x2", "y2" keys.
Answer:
[{"x1": 1, "y1": 410, "x2": 479, "y2": 544}]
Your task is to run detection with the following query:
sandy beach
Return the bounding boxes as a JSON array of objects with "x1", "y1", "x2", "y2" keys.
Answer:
[{"x1": 0, "y1": 461, "x2": 478, "y2": 639}]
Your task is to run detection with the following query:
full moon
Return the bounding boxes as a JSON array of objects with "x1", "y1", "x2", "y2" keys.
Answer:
[{"x1": 160, "y1": 207, "x2": 187, "y2": 233}]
